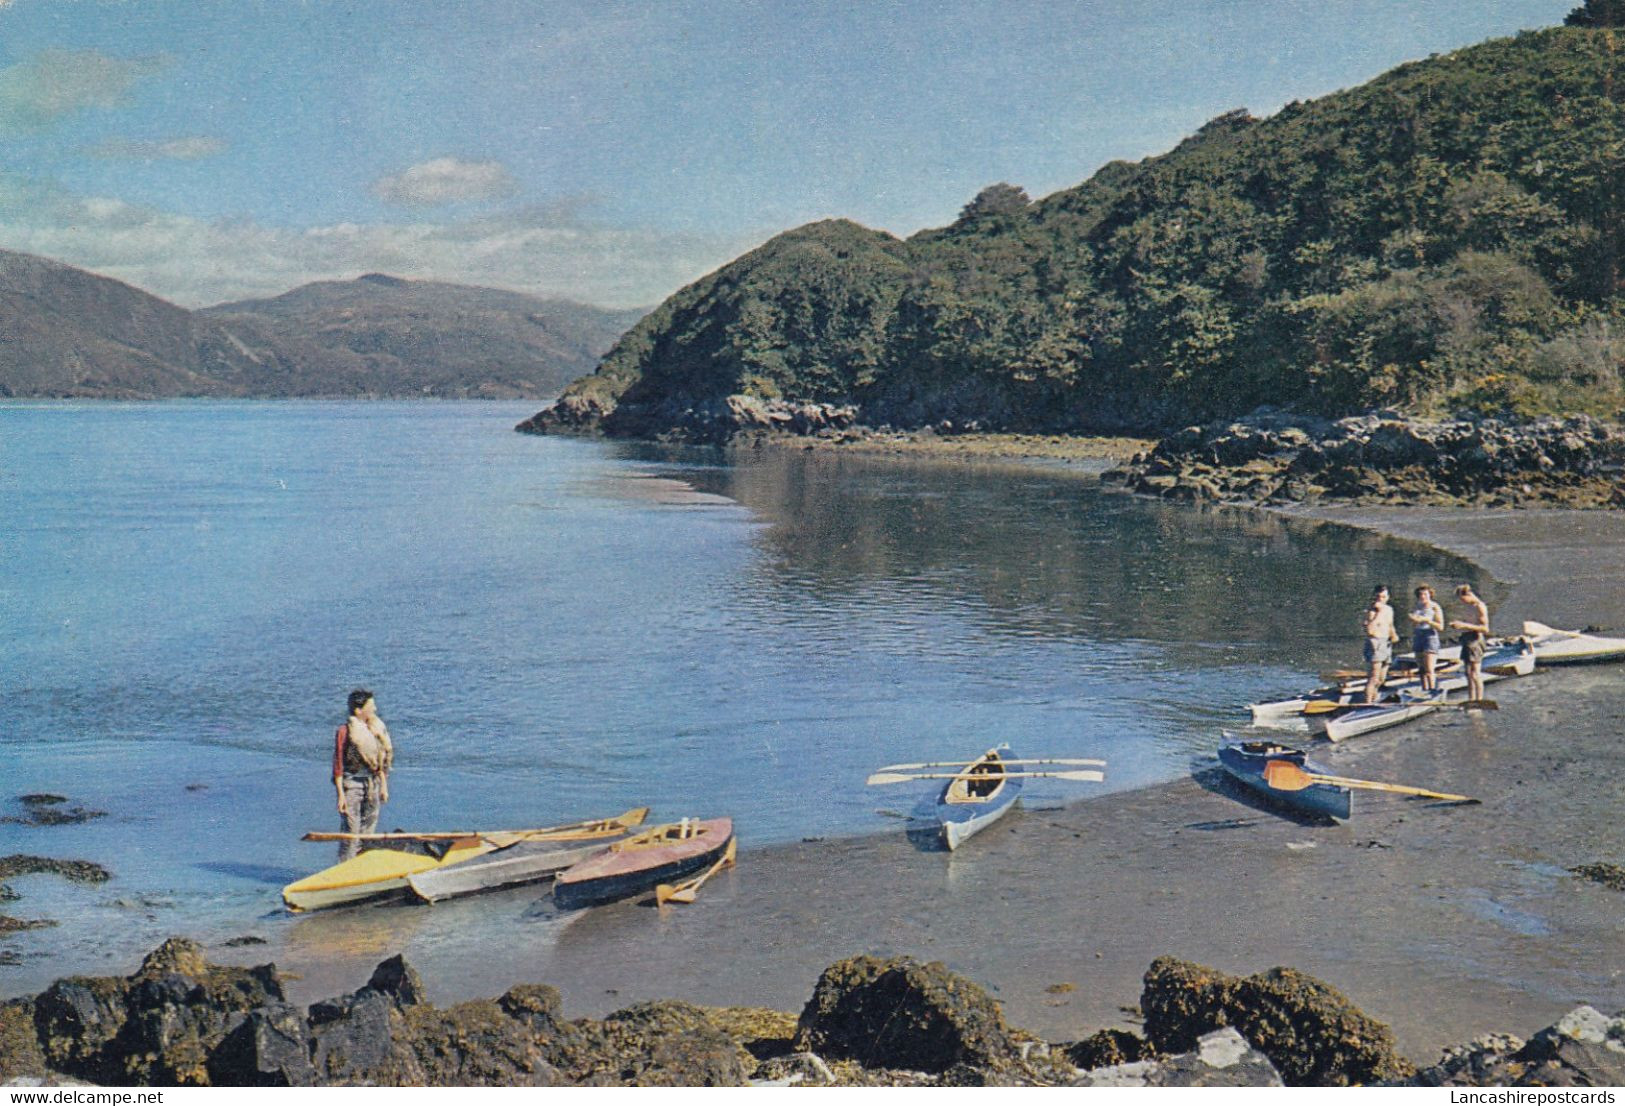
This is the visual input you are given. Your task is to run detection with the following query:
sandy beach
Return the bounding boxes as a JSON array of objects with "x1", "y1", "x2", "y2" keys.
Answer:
[{"x1": 198, "y1": 499, "x2": 1625, "y2": 1067}]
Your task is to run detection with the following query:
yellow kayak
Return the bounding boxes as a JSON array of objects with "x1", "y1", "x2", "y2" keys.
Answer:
[{"x1": 282, "y1": 838, "x2": 493, "y2": 912}]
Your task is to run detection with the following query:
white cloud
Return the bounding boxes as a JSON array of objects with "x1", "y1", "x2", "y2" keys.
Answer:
[
  {"x1": 371, "y1": 157, "x2": 518, "y2": 208},
  {"x1": 86, "y1": 135, "x2": 227, "y2": 161},
  {"x1": 0, "y1": 49, "x2": 167, "y2": 134},
  {"x1": 0, "y1": 172, "x2": 758, "y2": 309}
]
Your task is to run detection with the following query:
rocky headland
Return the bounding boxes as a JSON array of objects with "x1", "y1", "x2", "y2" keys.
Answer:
[
  {"x1": 1102, "y1": 411, "x2": 1625, "y2": 509},
  {"x1": 3, "y1": 938, "x2": 1621, "y2": 1088}
]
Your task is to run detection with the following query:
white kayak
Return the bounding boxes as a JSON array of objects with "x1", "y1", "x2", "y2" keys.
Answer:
[
  {"x1": 1522, "y1": 621, "x2": 1625, "y2": 666},
  {"x1": 1319, "y1": 641, "x2": 1534, "y2": 742},
  {"x1": 1250, "y1": 636, "x2": 1530, "y2": 730}
]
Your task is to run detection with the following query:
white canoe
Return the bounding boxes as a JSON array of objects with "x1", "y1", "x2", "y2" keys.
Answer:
[{"x1": 1523, "y1": 621, "x2": 1625, "y2": 665}]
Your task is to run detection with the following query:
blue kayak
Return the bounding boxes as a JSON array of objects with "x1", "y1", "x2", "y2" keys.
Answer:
[
  {"x1": 935, "y1": 745, "x2": 1023, "y2": 850},
  {"x1": 1218, "y1": 738, "x2": 1351, "y2": 821}
]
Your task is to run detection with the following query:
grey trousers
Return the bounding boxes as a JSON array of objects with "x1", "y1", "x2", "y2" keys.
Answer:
[{"x1": 338, "y1": 774, "x2": 382, "y2": 862}]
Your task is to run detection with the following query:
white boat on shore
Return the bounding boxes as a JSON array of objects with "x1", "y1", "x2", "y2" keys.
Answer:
[
  {"x1": 1319, "y1": 641, "x2": 1535, "y2": 742},
  {"x1": 1522, "y1": 621, "x2": 1625, "y2": 665}
]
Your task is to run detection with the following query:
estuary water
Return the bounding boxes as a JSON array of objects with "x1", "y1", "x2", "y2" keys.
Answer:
[{"x1": 0, "y1": 400, "x2": 1490, "y2": 991}]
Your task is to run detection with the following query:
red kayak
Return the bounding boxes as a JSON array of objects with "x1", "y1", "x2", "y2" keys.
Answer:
[{"x1": 553, "y1": 817, "x2": 734, "y2": 909}]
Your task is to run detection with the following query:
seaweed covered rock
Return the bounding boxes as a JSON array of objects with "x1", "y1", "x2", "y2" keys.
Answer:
[
  {"x1": 398, "y1": 1000, "x2": 564, "y2": 1087},
  {"x1": 1073, "y1": 1027, "x2": 1282, "y2": 1087},
  {"x1": 793, "y1": 955, "x2": 1018, "y2": 1074},
  {"x1": 32, "y1": 976, "x2": 131, "y2": 1083},
  {"x1": 1112, "y1": 413, "x2": 1625, "y2": 509},
  {"x1": 563, "y1": 1000, "x2": 750, "y2": 1086},
  {"x1": 31, "y1": 937, "x2": 285, "y2": 1086},
  {"x1": 1570, "y1": 863, "x2": 1625, "y2": 892},
  {"x1": 1141, "y1": 957, "x2": 1414, "y2": 1086},
  {"x1": 1064, "y1": 1028, "x2": 1152, "y2": 1071},
  {"x1": 113, "y1": 938, "x2": 287, "y2": 1085},
  {"x1": 0, "y1": 998, "x2": 47, "y2": 1081}
]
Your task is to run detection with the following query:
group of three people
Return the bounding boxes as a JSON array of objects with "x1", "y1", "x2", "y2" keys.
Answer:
[{"x1": 1361, "y1": 583, "x2": 1491, "y2": 704}]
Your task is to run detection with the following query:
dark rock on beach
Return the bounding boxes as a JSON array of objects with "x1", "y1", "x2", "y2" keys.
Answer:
[
  {"x1": 1106, "y1": 412, "x2": 1625, "y2": 509},
  {"x1": 0, "y1": 857, "x2": 111, "y2": 885},
  {"x1": 5, "y1": 940, "x2": 1624, "y2": 1087},
  {"x1": 1072, "y1": 1026, "x2": 1284, "y2": 1087},
  {"x1": 1140, "y1": 956, "x2": 1416, "y2": 1086},
  {"x1": 1064, "y1": 1027, "x2": 1153, "y2": 1070},
  {"x1": 1569, "y1": 862, "x2": 1625, "y2": 892},
  {"x1": 792, "y1": 955, "x2": 1019, "y2": 1074},
  {"x1": 6, "y1": 796, "x2": 106, "y2": 827},
  {"x1": 1412, "y1": 1007, "x2": 1625, "y2": 1087}
]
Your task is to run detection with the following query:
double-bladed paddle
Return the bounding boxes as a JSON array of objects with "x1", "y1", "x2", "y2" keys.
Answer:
[
  {"x1": 865, "y1": 769, "x2": 1106, "y2": 786},
  {"x1": 1262, "y1": 760, "x2": 1478, "y2": 804},
  {"x1": 871, "y1": 757, "x2": 1106, "y2": 773}
]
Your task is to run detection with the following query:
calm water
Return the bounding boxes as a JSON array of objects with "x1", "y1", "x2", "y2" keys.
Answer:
[{"x1": 0, "y1": 401, "x2": 1489, "y2": 989}]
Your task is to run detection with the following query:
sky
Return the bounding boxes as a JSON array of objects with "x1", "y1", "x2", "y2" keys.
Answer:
[{"x1": 0, "y1": 0, "x2": 1576, "y2": 309}]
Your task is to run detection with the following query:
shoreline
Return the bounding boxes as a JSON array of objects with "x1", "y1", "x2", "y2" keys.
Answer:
[{"x1": 11, "y1": 433, "x2": 1625, "y2": 1074}]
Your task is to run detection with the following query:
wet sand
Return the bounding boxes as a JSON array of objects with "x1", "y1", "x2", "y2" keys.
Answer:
[{"x1": 211, "y1": 503, "x2": 1625, "y2": 1067}]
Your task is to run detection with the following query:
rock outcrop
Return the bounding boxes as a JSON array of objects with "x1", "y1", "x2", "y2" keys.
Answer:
[
  {"x1": 1140, "y1": 956, "x2": 1415, "y2": 1086},
  {"x1": 792, "y1": 955, "x2": 1019, "y2": 1074},
  {"x1": 1073, "y1": 1027, "x2": 1283, "y2": 1087},
  {"x1": 1413, "y1": 1007, "x2": 1625, "y2": 1087},
  {"x1": 5, "y1": 941, "x2": 1623, "y2": 1088},
  {"x1": 1105, "y1": 411, "x2": 1625, "y2": 508}
]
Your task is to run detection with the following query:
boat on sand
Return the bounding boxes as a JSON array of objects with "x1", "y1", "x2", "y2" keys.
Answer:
[
  {"x1": 1218, "y1": 738, "x2": 1351, "y2": 821},
  {"x1": 553, "y1": 817, "x2": 735, "y2": 910},
  {"x1": 283, "y1": 808, "x2": 650, "y2": 912}
]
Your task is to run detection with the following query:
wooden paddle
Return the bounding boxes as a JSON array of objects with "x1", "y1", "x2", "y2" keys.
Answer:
[
  {"x1": 656, "y1": 837, "x2": 738, "y2": 906},
  {"x1": 302, "y1": 807, "x2": 650, "y2": 843},
  {"x1": 865, "y1": 769, "x2": 1106, "y2": 785},
  {"x1": 1262, "y1": 760, "x2": 1478, "y2": 803},
  {"x1": 872, "y1": 757, "x2": 1106, "y2": 773}
]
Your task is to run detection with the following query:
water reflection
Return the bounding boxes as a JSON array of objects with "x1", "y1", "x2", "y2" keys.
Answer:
[{"x1": 633, "y1": 445, "x2": 1496, "y2": 672}]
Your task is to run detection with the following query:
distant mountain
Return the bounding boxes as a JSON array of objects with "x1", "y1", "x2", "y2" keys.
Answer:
[
  {"x1": 534, "y1": 11, "x2": 1625, "y2": 440},
  {"x1": 0, "y1": 249, "x2": 645, "y2": 399},
  {"x1": 204, "y1": 276, "x2": 646, "y2": 399}
]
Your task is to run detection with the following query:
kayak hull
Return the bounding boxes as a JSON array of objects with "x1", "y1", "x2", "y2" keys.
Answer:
[
  {"x1": 935, "y1": 746, "x2": 1023, "y2": 851},
  {"x1": 1218, "y1": 739, "x2": 1351, "y2": 821},
  {"x1": 282, "y1": 839, "x2": 492, "y2": 912},
  {"x1": 554, "y1": 817, "x2": 734, "y2": 910}
]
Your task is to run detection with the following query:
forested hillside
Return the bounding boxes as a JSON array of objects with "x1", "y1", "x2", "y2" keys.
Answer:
[{"x1": 538, "y1": 12, "x2": 1625, "y2": 439}]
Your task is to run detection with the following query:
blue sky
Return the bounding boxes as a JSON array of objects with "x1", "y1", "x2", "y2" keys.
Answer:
[{"x1": 0, "y1": 0, "x2": 1574, "y2": 307}]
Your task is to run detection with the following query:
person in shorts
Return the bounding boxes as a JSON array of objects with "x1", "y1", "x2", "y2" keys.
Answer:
[
  {"x1": 1408, "y1": 584, "x2": 1445, "y2": 694},
  {"x1": 1450, "y1": 584, "x2": 1491, "y2": 703},
  {"x1": 1361, "y1": 585, "x2": 1399, "y2": 704}
]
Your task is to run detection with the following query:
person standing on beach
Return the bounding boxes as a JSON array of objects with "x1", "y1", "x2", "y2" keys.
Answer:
[
  {"x1": 1361, "y1": 585, "x2": 1400, "y2": 704},
  {"x1": 1450, "y1": 585, "x2": 1491, "y2": 703},
  {"x1": 1409, "y1": 585, "x2": 1446, "y2": 694},
  {"x1": 333, "y1": 688, "x2": 394, "y2": 862}
]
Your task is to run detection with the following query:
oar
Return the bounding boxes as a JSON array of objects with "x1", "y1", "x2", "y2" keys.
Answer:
[
  {"x1": 656, "y1": 837, "x2": 738, "y2": 906},
  {"x1": 302, "y1": 807, "x2": 650, "y2": 843},
  {"x1": 1301, "y1": 698, "x2": 1376, "y2": 715},
  {"x1": 1262, "y1": 760, "x2": 1478, "y2": 804},
  {"x1": 866, "y1": 769, "x2": 1106, "y2": 785},
  {"x1": 871, "y1": 757, "x2": 1106, "y2": 773}
]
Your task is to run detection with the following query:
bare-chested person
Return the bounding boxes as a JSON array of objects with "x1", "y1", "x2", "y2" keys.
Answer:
[
  {"x1": 1361, "y1": 585, "x2": 1400, "y2": 704},
  {"x1": 1450, "y1": 584, "x2": 1492, "y2": 703}
]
